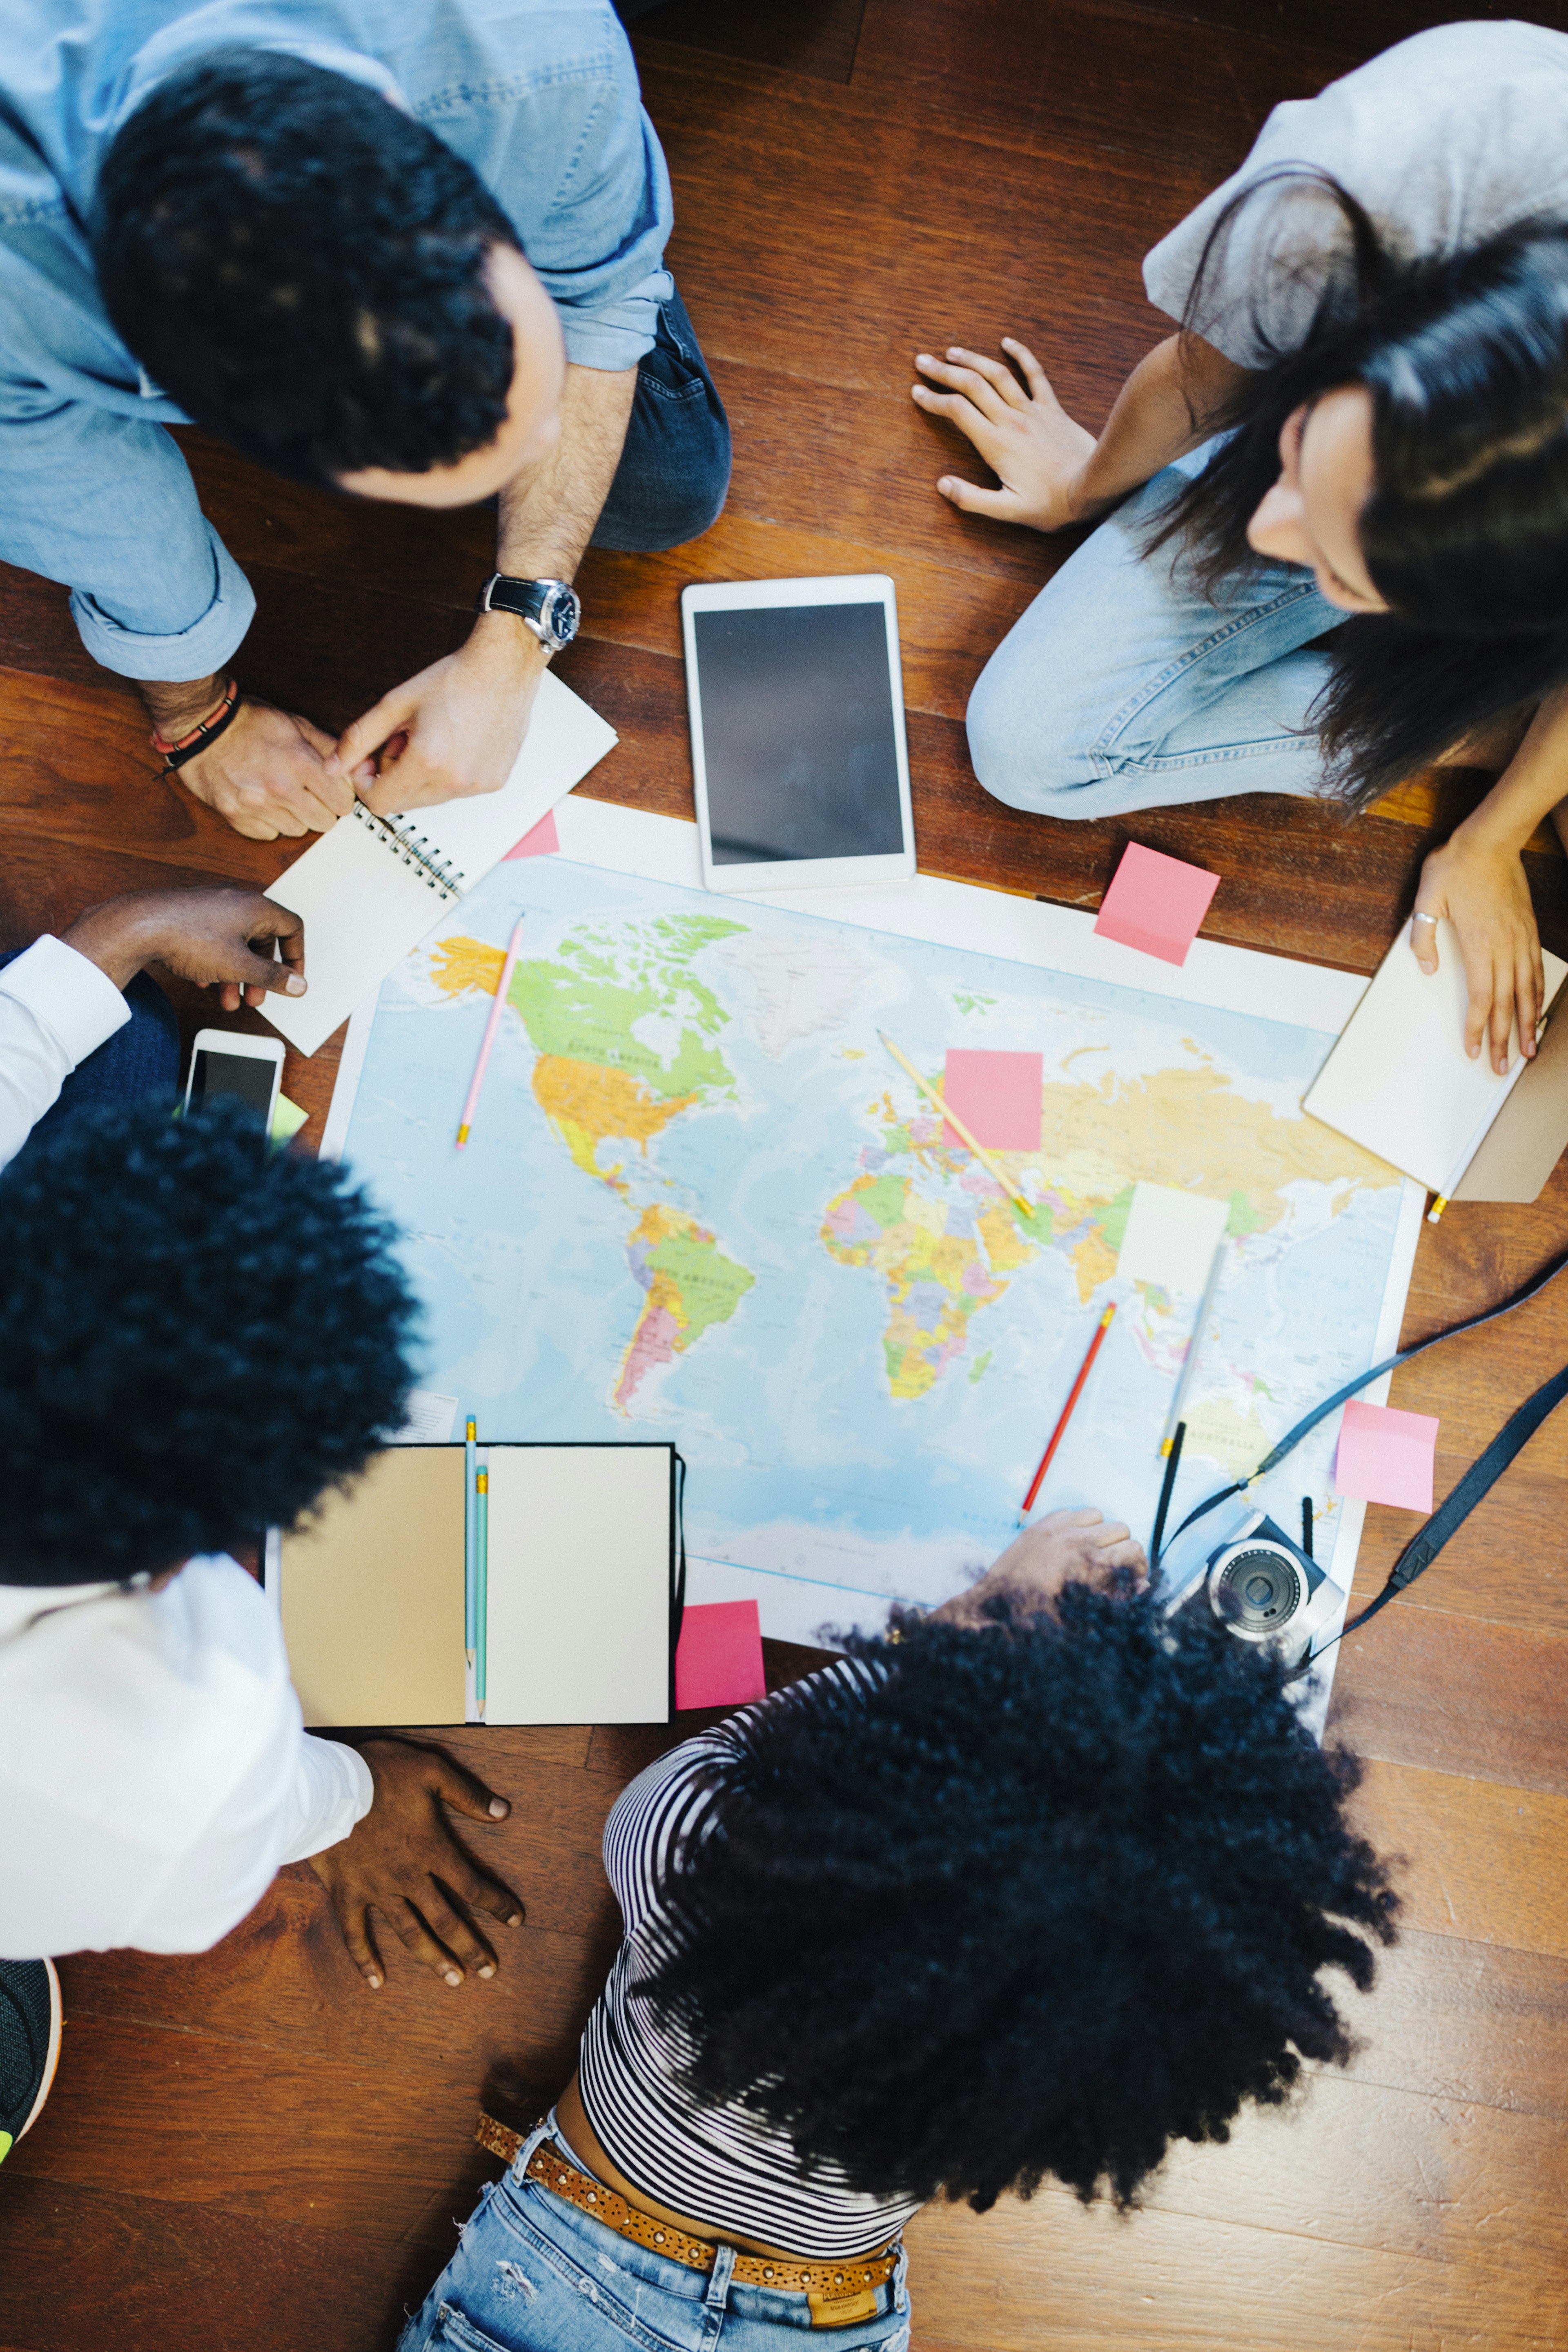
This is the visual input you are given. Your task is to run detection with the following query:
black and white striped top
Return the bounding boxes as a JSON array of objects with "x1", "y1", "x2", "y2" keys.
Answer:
[{"x1": 577, "y1": 1672, "x2": 920, "y2": 2258}]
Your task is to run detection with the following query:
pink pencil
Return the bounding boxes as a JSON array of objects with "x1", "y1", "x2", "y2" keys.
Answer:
[{"x1": 455, "y1": 917, "x2": 525, "y2": 1148}]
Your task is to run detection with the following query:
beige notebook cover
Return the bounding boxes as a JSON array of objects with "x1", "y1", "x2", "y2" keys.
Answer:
[
  {"x1": 272, "y1": 1442, "x2": 674, "y2": 1727},
  {"x1": 262, "y1": 671, "x2": 618, "y2": 1057},
  {"x1": 1303, "y1": 918, "x2": 1568, "y2": 1199}
]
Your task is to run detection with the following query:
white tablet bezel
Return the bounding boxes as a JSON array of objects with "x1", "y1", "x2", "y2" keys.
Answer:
[{"x1": 681, "y1": 573, "x2": 917, "y2": 893}]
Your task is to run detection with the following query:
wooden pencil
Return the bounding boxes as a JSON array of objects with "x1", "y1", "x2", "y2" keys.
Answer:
[
  {"x1": 877, "y1": 1030, "x2": 1033, "y2": 1215},
  {"x1": 1019, "y1": 1302, "x2": 1117, "y2": 1520}
]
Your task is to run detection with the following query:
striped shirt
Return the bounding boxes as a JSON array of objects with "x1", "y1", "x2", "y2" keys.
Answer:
[{"x1": 577, "y1": 1672, "x2": 920, "y2": 2258}]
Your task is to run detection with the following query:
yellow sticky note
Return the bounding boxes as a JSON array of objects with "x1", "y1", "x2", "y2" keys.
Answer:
[{"x1": 270, "y1": 1092, "x2": 308, "y2": 1145}]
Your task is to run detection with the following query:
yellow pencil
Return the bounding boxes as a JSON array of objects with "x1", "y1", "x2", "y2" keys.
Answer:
[{"x1": 877, "y1": 1030, "x2": 1033, "y2": 1216}]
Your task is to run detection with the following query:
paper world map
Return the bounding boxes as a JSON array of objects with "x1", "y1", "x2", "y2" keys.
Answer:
[{"x1": 337, "y1": 852, "x2": 1407, "y2": 1643}]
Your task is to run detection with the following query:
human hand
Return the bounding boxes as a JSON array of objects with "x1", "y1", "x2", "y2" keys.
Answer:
[
  {"x1": 912, "y1": 338, "x2": 1097, "y2": 529},
  {"x1": 931, "y1": 1506, "x2": 1147, "y2": 1628},
  {"x1": 63, "y1": 886, "x2": 307, "y2": 1011},
  {"x1": 1411, "y1": 829, "x2": 1544, "y2": 1074},
  {"x1": 176, "y1": 701, "x2": 352, "y2": 841},
  {"x1": 308, "y1": 1737, "x2": 525, "y2": 1992},
  {"x1": 328, "y1": 613, "x2": 547, "y2": 815}
]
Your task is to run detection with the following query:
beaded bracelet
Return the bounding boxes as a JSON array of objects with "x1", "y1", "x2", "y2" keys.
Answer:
[{"x1": 151, "y1": 677, "x2": 242, "y2": 772}]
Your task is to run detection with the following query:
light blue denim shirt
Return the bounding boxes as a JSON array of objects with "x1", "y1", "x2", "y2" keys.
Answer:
[{"x1": 0, "y1": 0, "x2": 674, "y2": 679}]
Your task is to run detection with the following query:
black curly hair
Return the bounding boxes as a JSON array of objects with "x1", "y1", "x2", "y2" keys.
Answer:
[
  {"x1": 92, "y1": 52, "x2": 521, "y2": 487},
  {"x1": 641, "y1": 1588, "x2": 1398, "y2": 2212},
  {"x1": 0, "y1": 1099, "x2": 417, "y2": 1585}
]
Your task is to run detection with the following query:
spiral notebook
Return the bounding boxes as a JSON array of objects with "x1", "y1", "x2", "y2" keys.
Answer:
[{"x1": 261, "y1": 671, "x2": 617, "y2": 1056}]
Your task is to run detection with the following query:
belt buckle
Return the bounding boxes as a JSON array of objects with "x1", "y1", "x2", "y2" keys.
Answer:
[{"x1": 807, "y1": 2285, "x2": 881, "y2": 2328}]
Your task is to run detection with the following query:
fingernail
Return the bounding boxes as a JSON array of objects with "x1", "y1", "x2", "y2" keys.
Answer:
[
  {"x1": 444, "y1": 1970, "x2": 462, "y2": 1987},
  {"x1": 915, "y1": 353, "x2": 932, "y2": 365},
  {"x1": 365, "y1": 1973, "x2": 381, "y2": 1989},
  {"x1": 1467, "y1": 1043, "x2": 1480, "y2": 1058},
  {"x1": 325, "y1": 755, "x2": 342, "y2": 775},
  {"x1": 947, "y1": 347, "x2": 960, "y2": 357},
  {"x1": 478, "y1": 1964, "x2": 495, "y2": 1979},
  {"x1": 506, "y1": 1911, "x2": 523, "y2": 1928},
  {"x1": 489, "y1": 1797, "x2": 509, "y2": 1818},
  {"x1": 285, "y1": 973, "x2": 307, "y2": 994}
]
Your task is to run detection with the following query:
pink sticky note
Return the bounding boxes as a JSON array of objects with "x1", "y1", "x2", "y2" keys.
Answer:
[
  {"x1": 1093, "y1": 842, "x2": 1221, "y2": 967},
  {"x1": 942, "y1": 1050, "x2": 1043, "y2": 1150},
  {"x1": 675, "y1": 1600, "x2": 767, "y2": 1712},
  {"x1": 503, "y1": 809, "x2": 560, "y2": 861},
  {"x1": 1334, "y1": 1401, "x2": 1439, "y2": 1514}
]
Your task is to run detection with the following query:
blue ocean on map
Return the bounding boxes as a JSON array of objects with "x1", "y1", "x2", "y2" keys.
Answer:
[{"x1": 339, "y1": 854, "x2": 1410, "y2": 1644}]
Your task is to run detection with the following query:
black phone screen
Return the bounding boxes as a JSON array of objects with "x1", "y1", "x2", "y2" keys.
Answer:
[
  {"x1": 692, "y1": 602, "x2": 906, "y2": 865},
  {"x1": 189, "y1": 1049, "x2": 277, "y2": 1123}
]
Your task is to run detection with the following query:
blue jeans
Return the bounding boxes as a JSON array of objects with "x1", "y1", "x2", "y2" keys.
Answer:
[
  {"x1": 397, "y1": 2120, "x2": 912, "y2": 2352},
  {"x1": 966, "y1": 445, "x2": 1345, "y2": 817},
  {"x1": 592, "y1": 286, "x2": 731, "y2": 555},
  {"x1": 0, "y1": 954, "x2": 179, "y2": 1158}
]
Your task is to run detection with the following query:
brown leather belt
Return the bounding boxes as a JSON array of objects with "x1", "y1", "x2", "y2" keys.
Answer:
[{"x1": 474, "y1": 2112, "x2": 901, "y2": 2329}]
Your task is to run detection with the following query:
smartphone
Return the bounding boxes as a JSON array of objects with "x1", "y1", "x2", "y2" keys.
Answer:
[
  {"x1": 682, "y1": 573, "x2": 916, "y2": 893},
  {"x1": 183, "y1": 1028, "x2": 285, "y2": 1130}
]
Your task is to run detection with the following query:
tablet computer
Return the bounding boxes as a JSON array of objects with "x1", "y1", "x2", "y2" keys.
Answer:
[{"x1": 681, "y1": 574, "x2": 916, "y2": 892}]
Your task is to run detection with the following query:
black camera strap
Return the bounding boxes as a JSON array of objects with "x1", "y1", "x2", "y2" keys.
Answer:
[{"x1": 1151, "y1": 1244, "x2": 1568, "y2": 1669}]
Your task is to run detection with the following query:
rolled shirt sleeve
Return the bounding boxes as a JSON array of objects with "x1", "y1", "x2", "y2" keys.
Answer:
[
  {"x1": 0, "y1": 376, "x2": 256, "y2": 680},
  {"x1": 0, "y1": 934, "x2": 131, "y2": 1170}
]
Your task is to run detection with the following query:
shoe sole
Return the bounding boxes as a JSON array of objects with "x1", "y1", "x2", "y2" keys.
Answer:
[{"x1": 15, "y1": 1958, "x2": 62, "y2": 2144}]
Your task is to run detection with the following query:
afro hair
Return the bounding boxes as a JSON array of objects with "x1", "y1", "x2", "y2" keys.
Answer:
[
  {"x1": 0, "y1": 1097, "x2": 418, "y2": 1583},
  {"x1": 641, "y1": 1587, "x2": 1399, "y2": 2213}
]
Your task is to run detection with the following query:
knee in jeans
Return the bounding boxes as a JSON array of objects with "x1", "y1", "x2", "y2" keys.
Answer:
[{"x1": 964, "y1": 662, "x2": 1094, "y2": 817}]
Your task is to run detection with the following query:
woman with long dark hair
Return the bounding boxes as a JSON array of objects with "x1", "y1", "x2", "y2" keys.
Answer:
[
  {"x1": 399, "y1": 1509, "x2": 1394, "y2": 2351},
  {"x1": 913, "y1": 24, "x2": 1568, "y2": 1076}
]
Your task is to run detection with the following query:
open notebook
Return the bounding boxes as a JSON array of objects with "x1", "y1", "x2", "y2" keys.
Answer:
[
  {"x1": 261, "y1": 671, "x2": 617, "y2": 1057},
  {"x1": 267, "y1": 1443, "x2": 679, "y2": 1726},
  {"x1": 1303, "y1": 917, "x2": 1568, "y2": 1200}
]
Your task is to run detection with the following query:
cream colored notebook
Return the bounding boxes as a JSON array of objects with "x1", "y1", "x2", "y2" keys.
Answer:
[
  {"x1": 261, "y1": 672, "x2": 617, "y2": 1057},
  {"x1": 270, "y1": 1442, "x2": 676, "y2": 1727},
  {"x1": 1303, "y1": 918, "x2": 1568, "y2": 1198}
]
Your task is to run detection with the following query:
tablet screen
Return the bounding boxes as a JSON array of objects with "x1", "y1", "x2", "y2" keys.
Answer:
[{"x1": 692, "y1": 602, "x2": 906, "y2": 864}]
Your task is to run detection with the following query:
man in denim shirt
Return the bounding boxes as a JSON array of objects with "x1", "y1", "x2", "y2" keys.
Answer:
[{"x1": 0, "y1": 3, "x2": 729, "y2": 839}]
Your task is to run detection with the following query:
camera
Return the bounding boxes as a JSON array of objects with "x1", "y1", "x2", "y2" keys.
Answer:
[{"x1": 1163, "y1": 1509, "x2": 1343, "y2": 1671}]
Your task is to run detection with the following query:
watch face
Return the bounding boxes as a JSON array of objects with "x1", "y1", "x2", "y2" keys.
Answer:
[{"x1": 541, "y1": 583, "x2": 581, "y2": 646}]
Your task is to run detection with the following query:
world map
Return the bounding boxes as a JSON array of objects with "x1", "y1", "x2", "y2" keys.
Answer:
[{"x1": 335, "y1": 852, "x2": 1410, "y2": 1645}]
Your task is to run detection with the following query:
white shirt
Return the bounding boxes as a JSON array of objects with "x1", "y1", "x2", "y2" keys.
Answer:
[
  {"x1": 0, "y1": 934, "x2": 132, "y2": 1168},
  {"x1": 0, "y1": 1555, "x2": 372, "y2": 1960},
  {"x1": 1144, "y1": 22, "x2": 1568, "y2": 367}
]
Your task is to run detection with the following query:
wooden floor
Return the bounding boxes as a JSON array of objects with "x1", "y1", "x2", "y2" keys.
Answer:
[{"x1": 4, "y1": 4, "x2": 1568, "y2": 2346}]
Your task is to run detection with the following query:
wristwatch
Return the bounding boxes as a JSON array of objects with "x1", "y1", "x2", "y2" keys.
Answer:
[{"x1": 476, "y1": 573, "x2": 581, "y2": 653}]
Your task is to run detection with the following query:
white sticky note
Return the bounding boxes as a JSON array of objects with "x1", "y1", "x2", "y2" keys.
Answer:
[
  {"x1": 390, "y1": 1388, "x2": 460, "y2": 1444},
  {"x1": 1116, "y1": 1182, "x2": 1229, "y2": 1295}
]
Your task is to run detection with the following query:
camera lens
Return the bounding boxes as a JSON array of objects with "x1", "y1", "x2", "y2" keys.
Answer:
[{"x1": 1214, "y1": 1544, "x2": 1301, "y2": 1630}]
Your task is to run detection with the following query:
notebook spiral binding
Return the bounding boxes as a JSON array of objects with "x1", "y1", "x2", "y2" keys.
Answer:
[{"x1": 350, "y1": 800, "x2": 465, "y2": 899}]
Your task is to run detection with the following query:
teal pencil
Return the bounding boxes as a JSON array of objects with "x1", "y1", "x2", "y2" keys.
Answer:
[
  {"x1": 463, "y1": 1417, "x2": 477, "y2": 1670},
  {"x1": 475, "y1": 1465, "x2": 489, "y2": 1721}
]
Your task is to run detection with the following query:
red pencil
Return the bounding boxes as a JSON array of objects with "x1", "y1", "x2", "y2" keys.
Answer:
[{"x1": 1019, "y1": 1303, "x2": 1117, "y2": 1520}]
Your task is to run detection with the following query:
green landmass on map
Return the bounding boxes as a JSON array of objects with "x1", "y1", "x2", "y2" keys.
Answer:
[
  {"x1": 823, "y1": 1061, "x2": 1396, "y2": 1405},
  {"x1": 428, "y1": 918, "x2": 757, "y2": 1411}
]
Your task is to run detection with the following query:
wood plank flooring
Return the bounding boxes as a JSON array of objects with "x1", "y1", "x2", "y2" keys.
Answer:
[{"x1": 2, "y1": 5, "x2": 1566, "y2": 2349}]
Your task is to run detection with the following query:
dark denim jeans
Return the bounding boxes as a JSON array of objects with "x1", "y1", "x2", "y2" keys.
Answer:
[
  {"x1": 0, "y1": 951, "x2": 180, "y2": 1160},
  {"x1": 591, "y1": 284, "x2": 732, "y2": 554}
]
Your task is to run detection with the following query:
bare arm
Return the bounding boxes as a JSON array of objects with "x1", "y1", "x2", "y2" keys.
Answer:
[
  {"x1": 139, "y1": 678, "x2": 353, "y2": 843},
  {"x1": 913, "y1": 331, "x2": 1255, "y2": 531},
  {"x1": 335, "y1": 363, "x2": 639, "y2": 813},
  {"x1": 1411, "y1": 685, "x2": 1568, "y2": 1072},
  {"x1": 63, "y1": 885, "x2": 308, "y2": 1010}
]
